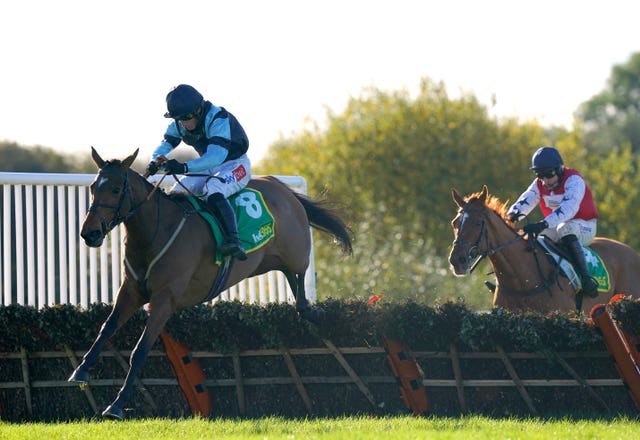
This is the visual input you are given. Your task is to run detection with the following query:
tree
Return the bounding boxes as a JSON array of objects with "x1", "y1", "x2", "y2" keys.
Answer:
[
  {"x1": 581, "y1": 143, "x2": 640, "y2": 249},
  {"x1": 576, "y1": 52, "x2": 640, "y2": 153},
  {"x1": 572, "y1": 52, "x2": 640, "y2": 250},
  {"x1": 256, "y1": 78, "x2": 572, "y2": 307},
  {"x1": 0, "y1": 141, "x2": 96, "y2": 173}
]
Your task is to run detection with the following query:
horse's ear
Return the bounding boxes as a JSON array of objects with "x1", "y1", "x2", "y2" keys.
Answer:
[
  {"x1": 452, "y1": 188, "x2": 465, "y2": 208},
  {"x1": 479, "y1": 185, "x2": 489, "y2": 203},
  {"x1": 122, "y1": 149, "x2": 139, "y2": 169},
  {"x1": 91, "y1": 147, "x2": 106, "y2": 169}
]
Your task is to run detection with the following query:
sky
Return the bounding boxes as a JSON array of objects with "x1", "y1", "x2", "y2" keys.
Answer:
[{"x1": 1, "y1": 0, "x2": 639, "y2": 165}]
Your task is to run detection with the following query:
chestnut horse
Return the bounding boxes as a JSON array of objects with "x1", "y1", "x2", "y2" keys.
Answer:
[
  {"x1": 68, "y1": 148, "x2": 353, "y2": 419},
  {"x1": 449, "y1": 185, "x2": 640, "y2": 314}
]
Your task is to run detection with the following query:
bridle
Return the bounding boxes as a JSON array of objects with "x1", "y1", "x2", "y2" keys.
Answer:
[
  {"x1": 88, "y1": 169, "x2": 138, "y2": 236},
  {"x1": 87, "y1": 167, "x2": 232, "y2": 303},
  {"x1": 453, "y1": 204, "x2": 561, "y2": 297},
  {"x1": 453, "y1": 206, "x2": 522, "y2": 273},
  {"x1": 88, "y1": 167, "x2": 166, "y2": 237}
]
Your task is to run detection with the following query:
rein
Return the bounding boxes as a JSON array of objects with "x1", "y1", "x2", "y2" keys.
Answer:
[
  {"x1": 89, "y1": 170, "x2": 168, "y2": 234},
  {"x1": 89, "y1": 171, "x2": 138, "y2": 233},
  {"x1": 454, "y1": 211, "x2": 522, "y2": 274},
  {"x1": 495, "y1": 238, "x2": 562, "y2": 297},
  {"x1": 469, "y1": 233, "x2": 522, "y2": 273},
  {"x1": 456, "y1": 208, "x2": 561, "y2": 297},
  {"x1": 123, "y1": 171, "x2": 234, "y2": 302},
  {"x1": 93, "y1": 170, "x2": 188, "y2": 289}
]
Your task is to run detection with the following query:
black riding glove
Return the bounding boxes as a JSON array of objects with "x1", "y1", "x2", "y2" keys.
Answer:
[
  {"x1": 508, "y1": 210, "x2": 523, "y2": 223},
  {"x1": 162, "y1": 159, "x2": 188, "y2": 175},
  {"x1": 146, "y1": 161, "x2": 159, "y2": 176},
  {"x1": 523, "y1": 220, "x2": 548, "y2": 236}
]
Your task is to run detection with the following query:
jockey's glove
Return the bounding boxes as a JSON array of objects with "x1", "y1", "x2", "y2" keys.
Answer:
[
  {"x1": 508, "y1": 210, "x2": 523, "y2": 223},
  {"x1": 145, "y1": 161, "x2": 159, "y2": 176},
  {"x1": 162, "y1": 159, "x2": 188, "y2": 175},
  {"x1": 522, "y1": 220, "x2": 548, "y2": 236}
]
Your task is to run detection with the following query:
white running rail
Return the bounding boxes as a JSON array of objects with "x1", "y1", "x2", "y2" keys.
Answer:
[{"x1": 0, "y1": 172, "x2": 315, "y2": 308}]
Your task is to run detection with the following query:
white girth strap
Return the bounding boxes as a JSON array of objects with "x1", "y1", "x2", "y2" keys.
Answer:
[{"x1": 125, "y1": 216, "x2": 188, "y2": 282}]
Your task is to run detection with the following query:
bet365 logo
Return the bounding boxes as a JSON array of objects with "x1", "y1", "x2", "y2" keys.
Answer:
[{"x1": 252, "y1": 223, "x2": 274, "y2": 243}]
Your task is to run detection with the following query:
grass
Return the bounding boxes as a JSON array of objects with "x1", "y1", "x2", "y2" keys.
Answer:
[{"x1": 1, "y1": 415, "x2": 639, "y2": 439}]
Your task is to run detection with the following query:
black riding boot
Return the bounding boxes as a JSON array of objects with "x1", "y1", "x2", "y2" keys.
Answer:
[
  {"x1": 207, "y1": 194, "x2": 247, "y2": 261},
  {"x1": 562, "y1": 234, "x2": 598, "y2": 298}
]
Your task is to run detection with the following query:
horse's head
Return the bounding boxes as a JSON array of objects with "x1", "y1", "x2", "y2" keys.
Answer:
[
  {"x1": 80, "y1": 147, "x2": 139, "y2": 247},
  {"x1": 449, "y1": 186, "x2": 492, "y2": 276},
  {"x1": 450, "y1": 185, "x2": 519, "y2": 274}
]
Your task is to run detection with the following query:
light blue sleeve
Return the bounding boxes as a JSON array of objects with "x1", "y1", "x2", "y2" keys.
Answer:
[
  {"x1": 151, "y1": 141, "x2": 173, "y2": 161},
  {"x1": 164, "y1": 121, "x2": 183, "y2": 139},
  {"x1": 185, "y1": 144, "x2": 229, "y2": 172},
  {"x1": 151, "y1": 121, "x2": 182, "y2": 160}
]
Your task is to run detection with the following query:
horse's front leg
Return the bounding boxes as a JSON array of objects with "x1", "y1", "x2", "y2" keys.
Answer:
[
  {"x1": 102, "y1": 297, "x2": 174, "y2": 420},
  {"x1": 68, "y1": 281, "x2": 143, "y2": 384}
]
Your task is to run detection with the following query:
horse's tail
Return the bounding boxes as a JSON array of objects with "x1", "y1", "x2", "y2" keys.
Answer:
[{"x1": 293, "y1": 192, "x2": 354, "y2": 256}]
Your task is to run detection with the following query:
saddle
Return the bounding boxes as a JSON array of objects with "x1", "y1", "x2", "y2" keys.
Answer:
[
  {"x1": 180, "y1": 188, "x2": 275, "y2": 263},
  {"x1": 537, "y1": 236, "x2": 609, "y2": 292}
]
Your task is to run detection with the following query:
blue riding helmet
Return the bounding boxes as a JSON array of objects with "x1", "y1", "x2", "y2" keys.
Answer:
[
  {"x1": 530, "y1": 146, "x2": 564, "y2": 173},
  {"x1": 164, "y1": 84, "x2": 204, "y2": 119}
]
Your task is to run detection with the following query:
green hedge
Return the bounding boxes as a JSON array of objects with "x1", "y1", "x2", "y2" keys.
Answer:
[
  {"x1": 0, "y1": 298, "x2": 618, "y2": 353},
  {"x1": 1, "y1": 297, "x2": 639, "y2": 421},
  {"x1": 0, "y1": 298, "x2": 628, "y2": 353}
]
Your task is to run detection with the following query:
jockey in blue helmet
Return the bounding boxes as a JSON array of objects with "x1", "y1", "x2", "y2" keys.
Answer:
[
  {"x1": 146, "y1": 84, "x2": 251, "y2": 261},
  {"x1": 506, "y1": 146, "x2": 599, "y2": 297}
]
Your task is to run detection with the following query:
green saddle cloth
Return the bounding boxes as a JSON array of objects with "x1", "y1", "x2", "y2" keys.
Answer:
[
  {"x1": 584, "y1": 246, "x2": 611, "y2": 292},
  {"x1": 187, "y1": 188, "x2": 275, "y2": 264}
]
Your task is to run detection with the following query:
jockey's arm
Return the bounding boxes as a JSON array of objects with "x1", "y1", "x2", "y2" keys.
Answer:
[
  {"x1": 507, "y1": 180, "x2": 540, "y2": 218},
  {"x1": 184, "y1": 144, "x2": 229, "y2": 173}
]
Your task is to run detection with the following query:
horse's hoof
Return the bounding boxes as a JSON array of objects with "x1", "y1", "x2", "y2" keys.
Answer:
[
  {"x1": 102, "y1": 404, "x2": 124, "y2": 420},
  {"x1": 299, "y1": 306, "x2": 327, "y2": 324},
  {"x1": 68, "y1": 368, "x2": 89, "y2": 384}
]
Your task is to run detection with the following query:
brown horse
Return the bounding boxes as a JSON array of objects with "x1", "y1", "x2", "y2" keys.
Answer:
[
  {"x1": 449, "y1": 185, "x2": 640, "y2": 314},
  {"x1": 68, "y1": 148, "x2": 353, "y2": 419}
]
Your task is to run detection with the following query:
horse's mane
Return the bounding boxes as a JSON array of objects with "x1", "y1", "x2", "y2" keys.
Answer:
[
  {"x1": 100, "y1": 160, "x2": 160, "y2": 194},
  {"x1": 465, "y1": 190, "x2": 512, "y2": 223}
]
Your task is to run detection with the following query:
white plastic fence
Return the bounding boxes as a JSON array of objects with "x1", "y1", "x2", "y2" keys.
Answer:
[{"x1": 0, "y1": 172, "x2": 316, "y2": 309}]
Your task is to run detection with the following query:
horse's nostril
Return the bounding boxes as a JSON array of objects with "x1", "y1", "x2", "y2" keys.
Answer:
[
  {"x1": 449, "y1": 253, "x2": 467, "y2": 267},
  {"x1": 81, "y1": 229, "x2": 103, "y2": 245}
]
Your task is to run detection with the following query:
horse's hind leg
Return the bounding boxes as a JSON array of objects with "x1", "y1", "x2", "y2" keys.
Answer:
[
  {"x1": 284, "y1": 270, "x2": 325, "y2": 323},
  {"x1": 284, "y1": 271, "x2": 308, "y2": 311},
  {"x1": 68, "y1": 282, "x2": 144, "y2": 384}
]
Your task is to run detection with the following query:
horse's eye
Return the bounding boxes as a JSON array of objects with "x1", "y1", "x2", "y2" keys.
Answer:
[{"x1": 111, "y1": 186, "x2": 121, "y2": 195}]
